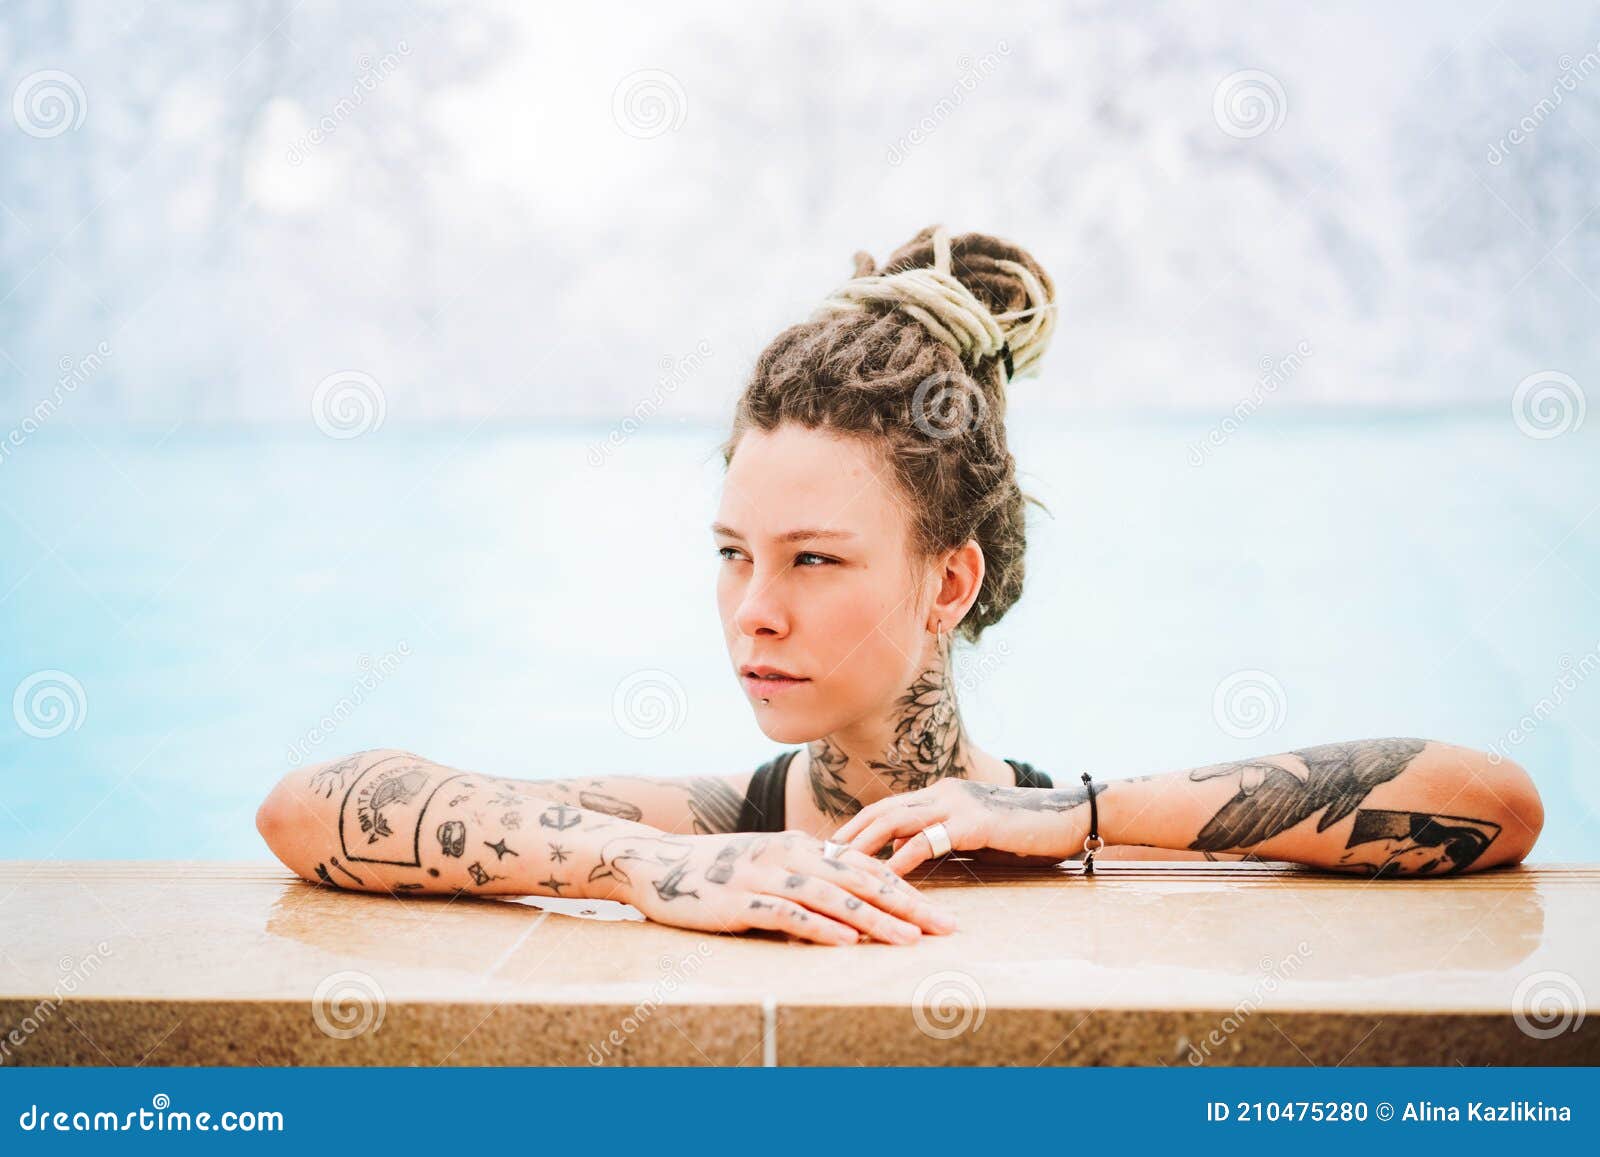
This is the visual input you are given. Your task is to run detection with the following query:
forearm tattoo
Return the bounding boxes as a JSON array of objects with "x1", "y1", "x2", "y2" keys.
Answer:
[
  {"x1": 958, "y1": 780, "x2": 1092, "y2": 813},
  {"x1": 1340, "y1": 809, "x2": 1502, "y2": 877},
  {"x1": 310, "y1": 752, "x2": 365, "y2": 799},
  {"x1": 1186, "y1": 738, "x2": 1501, "y2": 874},
  {"x1": 517, "y1": 774, "x2": 744, "y2": 835},
  {"x1": 314, "y1": 752, "x2": 616, "y2": 899},
  {"x1": 587, "y1": 834, "x2": 696, "y2": 901},
  {"x1": 578, "y1": 789, "x2": 643, "y2": 822},
  {"x1": 681, "y1": 776, "x2": 743, "y2": 834}
]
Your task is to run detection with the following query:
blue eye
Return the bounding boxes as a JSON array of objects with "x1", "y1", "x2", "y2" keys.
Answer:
[
  {"x1": 795, "y1": 552, "x2": 834, "y2": 567},
  {"x1": 717, "y1": 546, "x2": 744, "y2": 562}
]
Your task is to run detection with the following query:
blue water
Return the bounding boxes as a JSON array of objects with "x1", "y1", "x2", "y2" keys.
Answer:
[{"x1": 2, "y1": 410, "x2": 1597, "y2": 862}]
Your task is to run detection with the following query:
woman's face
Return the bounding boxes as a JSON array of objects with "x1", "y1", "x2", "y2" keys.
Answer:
[{"x1": 714, "y1": 423, "x2": 935, "y2": 744}]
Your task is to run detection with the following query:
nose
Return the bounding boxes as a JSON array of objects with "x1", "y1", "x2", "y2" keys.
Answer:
[{"x1": 732, "y1": 567, "x2": 791, "y2": 639}]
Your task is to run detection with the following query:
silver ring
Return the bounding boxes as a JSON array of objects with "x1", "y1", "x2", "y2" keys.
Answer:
[
  {"x1": 921, "y1": 821, "x2": 952, "y2": 858},
  {"x1": 821, "y1": 840, "x2": 848, "y2": 861}
]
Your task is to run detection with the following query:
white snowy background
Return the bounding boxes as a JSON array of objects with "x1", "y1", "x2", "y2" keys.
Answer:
[{"x1": 2, "y1": 0, "x2": 1597, "y2": 425}]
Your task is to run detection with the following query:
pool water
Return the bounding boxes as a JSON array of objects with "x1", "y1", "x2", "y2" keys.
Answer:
[{"x1": 1, "y1": 409, "x2": 1596, "y2": 862}]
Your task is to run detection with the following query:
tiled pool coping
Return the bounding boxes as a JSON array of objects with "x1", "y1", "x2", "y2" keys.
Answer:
[{"x1": 2, "y1": 860, "x2": 1595, "y2": 1065}]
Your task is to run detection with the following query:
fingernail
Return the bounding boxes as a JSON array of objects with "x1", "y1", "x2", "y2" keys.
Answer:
[{"x1": 930, "y1": 909, "x2": 958, "y2": 932}]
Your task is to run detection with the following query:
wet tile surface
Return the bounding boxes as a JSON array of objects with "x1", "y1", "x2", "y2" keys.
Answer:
[{"x1": 1, "y1": 859, "x2": 1595, "y2": 1065}]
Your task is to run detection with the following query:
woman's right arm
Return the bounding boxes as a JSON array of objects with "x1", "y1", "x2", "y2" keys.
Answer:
[{"x1": 255, "y1": 749, "x2": 956, "y2": 945}]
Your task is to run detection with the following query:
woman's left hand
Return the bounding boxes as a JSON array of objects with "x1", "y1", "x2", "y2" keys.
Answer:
[{"x1": 829, "y1": 777, "x2": 1091, "y2": 876}]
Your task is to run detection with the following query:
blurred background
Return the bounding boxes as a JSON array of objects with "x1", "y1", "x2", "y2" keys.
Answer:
[{"x1": 0, "y1": 0, "x2": 1596, "y2": 862}]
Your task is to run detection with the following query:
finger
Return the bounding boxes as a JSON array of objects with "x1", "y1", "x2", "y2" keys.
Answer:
[
  {"x1": 827, "y1": 802, "x2": 889, "y2": 846},
  {"x1": 740, "y1": 895, "x2": 857, "y2": 946},
  {"x1": 844, "y1": 808, "x2": 942, "y2": 859},
  {"x1": 770, "y1": 871, "x2": 923, "y2": 944},
  {"x1": 813, "y1": 846, "x2": 956, "y2": 934},
  {"x1": 829, "y1": 790, "x2": 931, "y2": 844},
  {"x1": 887, "y1": 829, "x2": 940, "y2": 876},
  {"x1": 859, "y1": 812, "x2": 981, "y2": 874}
]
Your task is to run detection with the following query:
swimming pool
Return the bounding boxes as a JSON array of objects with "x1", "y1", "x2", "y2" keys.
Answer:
[{"x1": 2, "y1": 409, "x2": 1596, "y2": 862}]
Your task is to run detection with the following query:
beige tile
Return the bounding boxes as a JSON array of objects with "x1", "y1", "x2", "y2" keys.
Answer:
[{"x1": 0, "y1": 859, "x2": 1594, "y2": 1065}]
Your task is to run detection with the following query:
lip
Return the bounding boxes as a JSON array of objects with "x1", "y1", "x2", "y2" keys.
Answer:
[{"x1": 740, "y1": 665, "x2": 811, "y2": 700}]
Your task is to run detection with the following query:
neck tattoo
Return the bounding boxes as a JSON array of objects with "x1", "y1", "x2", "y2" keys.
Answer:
[{"x1": 805, "y1": 660, "x2": 970, "y2": 822}]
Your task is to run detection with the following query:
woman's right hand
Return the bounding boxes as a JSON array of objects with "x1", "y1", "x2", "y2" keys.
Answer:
[{"x1": 588, "y1": 830, "x2": 959, "y2": 945}]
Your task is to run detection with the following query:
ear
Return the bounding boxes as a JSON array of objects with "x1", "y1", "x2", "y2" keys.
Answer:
[{"x1": 927, "y1": 539, "x2": 985, "y2": 633}]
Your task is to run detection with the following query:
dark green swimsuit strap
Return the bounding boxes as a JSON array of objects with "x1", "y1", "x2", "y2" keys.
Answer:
[{"x1": 735, "y1": 751, "x2": 1054, "y2": 833}]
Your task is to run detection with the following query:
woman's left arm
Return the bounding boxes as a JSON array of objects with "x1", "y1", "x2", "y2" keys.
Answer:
[
  {"x1": 1095, "y1": 738, "x2": 1542, "y2": 875},
  {"x1": 834, "y1": 738, "x2": 1544, "y2": 878}
]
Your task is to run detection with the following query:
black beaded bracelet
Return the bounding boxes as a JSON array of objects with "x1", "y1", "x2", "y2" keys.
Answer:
[{"x1": 1080, "y1": 770, "x2": 1104, "y2": 876}]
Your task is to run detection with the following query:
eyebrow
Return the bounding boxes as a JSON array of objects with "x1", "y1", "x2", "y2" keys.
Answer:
[{"x1": 710, "y1": 523, "x2": 858, "y2": 544}]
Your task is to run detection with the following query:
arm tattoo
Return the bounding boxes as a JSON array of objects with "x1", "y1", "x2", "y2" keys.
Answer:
[
  {"x1": 587, "y1": 834, "x2": 696, "y2": 899},
  {"x1": 1188, "y1": 738, "x2": 1428, "y2": 853},
  {"x1": 466, "y1": 861, "x2": 504, "y2": 886},
  {"x1": 338, "y1": 753, "x2": 472, "y2": 868},
  {"x1": 1339, "y1": 808, "x2": 1501, "y2": 876},
  {"x1": 682, "y1": 777, "x2": 742, "y2": 834},
  {"x1": 436, "y1": 820, "x2": 466, "y2": 857},
  {"x1": 310, "y1": 752, "x2": 366, "y2": 799},
  {"x1": 538, "y1": 803, "x2": 583, "y2": 830},
  {"x1": 958, "y1": 780, "x2": 1093, "y2": 813},
  {"x1": 578, "y1": 789, "x2": 643, "y2": 822}
]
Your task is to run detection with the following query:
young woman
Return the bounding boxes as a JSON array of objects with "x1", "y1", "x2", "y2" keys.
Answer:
[{"x1": 256, "y1": 226, "x2": 1545, "y2": 946}]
